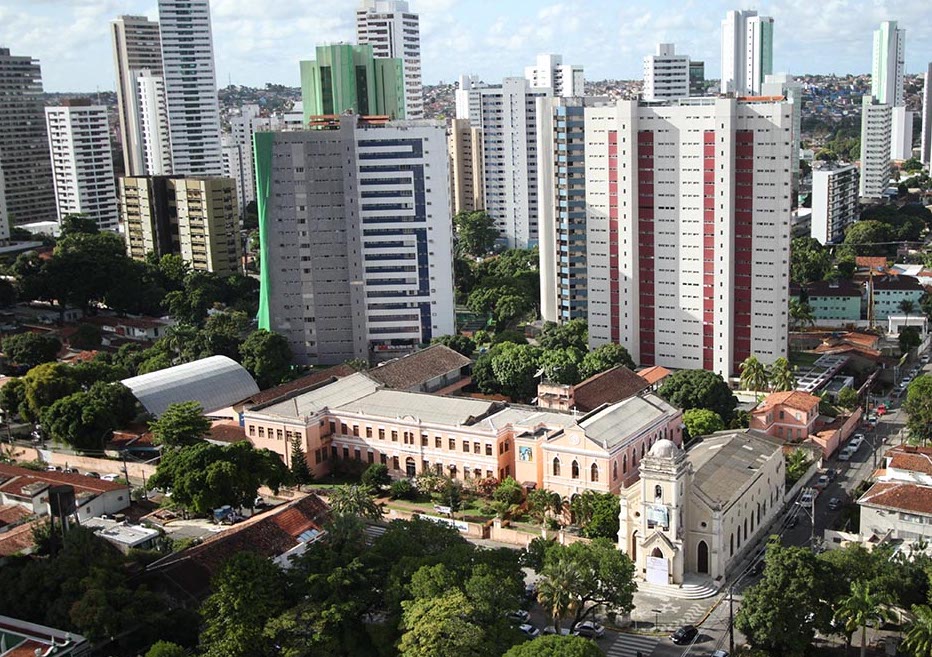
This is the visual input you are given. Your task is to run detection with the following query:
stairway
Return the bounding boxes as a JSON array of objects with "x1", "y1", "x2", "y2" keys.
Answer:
[{"x1": 635, "y1": 578, "x2": 720, "y2": 599}]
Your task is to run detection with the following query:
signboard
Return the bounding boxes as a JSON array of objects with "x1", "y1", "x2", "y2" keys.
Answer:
[
  {"x1": 519, "y1": 446, "x2": 533, "y2": 462},
  {"x1": 422, "y1": 514, "x2": 469, "y2": 533},
  {"x1": 646, "y1": 556, "x2": 668, "y2": 585},
  {"x1": 646, "y1": 504, "x2": 670, "y2": 530}
]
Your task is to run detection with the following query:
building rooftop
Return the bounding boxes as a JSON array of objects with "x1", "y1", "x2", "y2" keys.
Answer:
[
  {"x1": 859, "y1": 481, "x2": 932, "y2": 516},
  {"x1": 483, "y1": 406, "x2": 578, "y2": 433},
  {"x1": 367, "y1": 345, "x2": 471, "y2": 391},
  {"x1": 84, "y1": 517, "x2": 160, "y2": 548},
  {"x1": 638, "y1": 365, "x2": 672, "y2": 386},
  {"x1": 147, "y1": 494, "x2": 328, "y2": 599},
  {"x1": 239, "y1": 364, "x2": 356, "y2": 407},
  {"x1": 571, "y1": 366, "x2": 649, "y2": 412},
  {"x1": 885, "y1": 445, "x2": 932, "y2": 476},
  {"x1": 0, "y1": 463, "x2": 128, "y2": 499},
  {"x1": 335, "y1": 388, "x2": 496, "y2": 427},
  {"x1": 753, "y1": 391, "x2": 821, "y2": 415},
  {"x1": 205, "y1": 421, "x2": 247, "y2": 445},
  {"x1": 253, "y1": 373, "x2": 381, "y2": 419},
  {"x1": 806, "y1": 279, "x2": 863, "y2": 298},
  {"x1": 687, "y1": 429, "x2": 783, "y2": 507},
  {"x1": 0, "y1": 615, "x2": 88, "y2": 656},
  {"x1": 0, "y1": 505, "x2": 31, "y2": 529},
  {"x1": 873, "y1": 274, "x2": 923, "y2": 291},
  {"x1": 855, "y1": 256, "x2": 889, "y2": 271},
  {"x1": 577, "y1": 393, "x2": 678, "y2": 450},
  {"x1": 121, "y1": 355, "x2": 260, "y2": 416},
  {"x1": 0, "y1": 521, "x2": 40, "y2": 557}
]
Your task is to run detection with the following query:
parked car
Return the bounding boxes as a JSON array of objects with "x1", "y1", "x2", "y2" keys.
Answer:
[
  {"x1": 542, "y1": 626, "x2": 572, "y2": 636},
  {"x1": 518, "y1": 624, "x2": 540, "y2": 638},
  {"x1": 572, "y1": 621, "x2": 605, "y2": 639},
  {"x1": 799, "y1": 490, "x2": 816, "y2": 506},
  {"x1": 709, "y1": 651, "x2": 729, "y2": 657},
  {"x1": 838, "y1": 447, "x2": 854, "y2": 462},
  {"x1": 825, "y1": 469, "x2": 837, "y2": 482},
  {"x1": 849, "y1": 436, "x2": 864, "y2": 451},
  {"x1": 671, "y1": 625, "x2": 699, "y2": 645},
  {"x1": 814, "y1": 474, "x2": 830, "y2": 490},
  {"x1": 45, "y1": 465, "x2": 60, "y2": 472},
  {"x1": 524, "y1": 583, "x2": 538, "y2": 602},
  {"x1": 507, "y1": 610, "x2": 530, "y2": 623},
  {"x1": 84, "y1": 471, "x2": 100, "y2": 478},
  {"x1": 828, "y1": 497, "x2": 843, "y2": 511},
  {"x1": 100, "y1": 473, "x2": 121, "y2": 482},
  {"x1": 61, "y1": 467, "x2": 78, "y2": 474}
]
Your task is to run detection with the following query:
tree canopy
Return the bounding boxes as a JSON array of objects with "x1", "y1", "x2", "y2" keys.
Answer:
[
  {"x1": 2, "y1": 332, "x2": 62, "y2": 371},
  {"x1": 658, "y1": 369, "x2": 738, "y2": 422},
  {"x1": 905, "y1": 375, "x2": 932, "y2": 444},
  {"x1": 149, "y1": 401, "x2": 212, "y2": 447},
  {"x1": 502, "y1": 636, "x2": 603, "y2": 657},
  {"x1": 682, "y1": 408, "x2": 725, "y2": 440},
  {"x1": 454, "y1": 210, "x2": 499, "y2": 258},
  {"x1": 239, "y1": 329, "x2": 292, "y2": 389}
]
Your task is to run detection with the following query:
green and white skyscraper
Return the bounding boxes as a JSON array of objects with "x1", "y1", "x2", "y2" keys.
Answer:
[
  {"x1": 872, "y1": 21, "x2": 905, "y2": 107},
  {"x1": 720, "y1": 9, "x2": 773, "y2": 96},
  {"x1": 299, "y1": 44, "x2": 406, "y2": 126}
]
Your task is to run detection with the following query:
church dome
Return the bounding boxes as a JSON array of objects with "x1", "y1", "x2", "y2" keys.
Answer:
[{"x1": 648, "y1": 438, "x2": 680, "y2": 459}]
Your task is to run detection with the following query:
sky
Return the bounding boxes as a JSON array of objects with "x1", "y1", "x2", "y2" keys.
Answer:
[{"x1": 3, "y1": 0, "x2": 932, "y2": 93}]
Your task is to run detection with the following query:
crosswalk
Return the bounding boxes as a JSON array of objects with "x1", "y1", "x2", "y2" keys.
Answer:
[{"x1": 604, "y1": 633, "x2": 660, "y2": 657}]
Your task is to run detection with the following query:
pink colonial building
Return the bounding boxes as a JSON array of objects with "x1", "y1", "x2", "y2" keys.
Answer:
[{"x1": 243, "y1": 372, "x2": 682, "y2": 496}]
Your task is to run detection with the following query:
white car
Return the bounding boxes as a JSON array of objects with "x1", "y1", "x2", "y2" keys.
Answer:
[
  {"x1": 542, "y1": 626, "x2": 572, "y2": 636},
  {"x1": 838, "y1": 447, "x2": 854, "y2": 461},
  {"x1": 848, "y1": 437, "x2": 864, "y2": 451},
  {"x1": 799, "y1": 490, "x2": 816, "y2": 506},
  {"x1": 519, "y1": 624, "x2": 540, "y2": 638},
  {"x1": 100, "y1": 473, "x2": 121, "y2": 482},
  {"x1": 572, "y1": 620, "x2": 605, "y2": 639},
  {"x1": 507, "y1": 610, "x2": 530, "y2": 623}
]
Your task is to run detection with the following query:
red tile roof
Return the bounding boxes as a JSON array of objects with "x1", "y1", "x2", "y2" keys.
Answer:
[
  {"x1": 367, "y1": 345, "x2": 471, "y2": 391},
  {"x1": 638, "y1": 365, "x2": 672, "y2": 386},
  {"x1": 0, "y1": 504, "x2": 31, "y2": 528},
  {"x1": 886, "y1": 445, "x2": 932, "y2": 476},
  {"x1": 0, "y1": 463, "x2": 128, "y2": 498},
  {"x1": 147, "y1": 494, "x2": 329, "y2": 599},
  {"x1": 0, "y1": 520, "x2": 40, "y2": 556},
  {"x1": 856, "y1": 256, "x2": 888, "y2": 270},
  {"x1": 573, "y1": 366, "x2": 650, "y2": 412},
  {"x1": 754, "y1": 391, "x2": 820, "y2": 414},
  {"x1": 241, "y1": 364, "x2": 356, "y2": 407},
  {"x1": 207, "y1": 421, "x2": 247, "y2": 444},
  {"x1": 860, "y1": 481, "x2": 932, "y2": 515}
]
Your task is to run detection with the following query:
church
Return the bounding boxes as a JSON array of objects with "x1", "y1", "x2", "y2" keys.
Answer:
[{"x1": 618, "y1": 429, "x2": 786, "y2": 586}]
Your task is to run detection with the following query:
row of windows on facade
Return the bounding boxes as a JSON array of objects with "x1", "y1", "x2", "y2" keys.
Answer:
[{"x1": 324, "y1": 443, "x2": 502, "y2": 480}]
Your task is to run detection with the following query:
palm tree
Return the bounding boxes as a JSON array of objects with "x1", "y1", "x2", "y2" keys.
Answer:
[
  {"x1": 327, "y1": 484, "x2": 383, "y2": 520},
  {"x1": 904, "y1": 604, "x2": 932, "y2": 657},
  {"x1": 833, "y1": 581, "x2": 895, "y2": 657},
  {"x1": 740, "y1": 355, "x2": 769, "y2": 397},
  {"x1": 769, "y1": 357, "x2": 797, "y2": 392},
  {"x1": 900, "y1": 299, "x2": 916, "y2": 328},
  {"x1": 789, "y1": 298, "x2": 816, "y2": 330},
  {"x1": 537, "y1": 557, "x2": 578, "y2": 632}
]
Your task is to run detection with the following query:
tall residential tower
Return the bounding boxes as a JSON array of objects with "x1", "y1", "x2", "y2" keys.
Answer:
[
  {"x1": 525, "y1": 54, "x2": 585, "y2": 97},
  {"x1": 643, "y1": 44, "x2": 690, "y2": 101},
  {"x1": 720, "y1": 10, "x2": 773, "y2": 96},
  {"x1": 356, "y1": 0, "x2": 423, "y2": 119},
  {"x1": 158, "y1": 0, "x2": 223, "y2": 175}
]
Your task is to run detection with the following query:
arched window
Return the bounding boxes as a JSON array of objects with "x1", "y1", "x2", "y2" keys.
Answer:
[
  {"x1": 613, "y1": 461, "x2": 618, "y2": 480},
  {"x1": 737, "y1": 526, "x2": 742, "y2": 547},
  {"x1": 623, "y1": 454, "x2": 628, "y2": 474},
  {"x1": 744, "y1": 518, "x2": 748, "y2": 538},
  {"x1": 552, "y1": 457, "x2": 561, "y2": 477},
  {"x1": 632, "y1": 449, "x2": 638, "y2": 468},
  {"x1": 730, "y1": 534, "x2": 734, "y2": 556},
  {"x1": 654, "y1": 485, "x2": 663, "y2": 500},
  {"x1": 750, "y1": 513, "x2": 755, "y2": 532},
  {"x1": 641, "y1": 443, "x2": 646, "y2": 458},
  {"x1": 571, "y1": 460, "x2": 580, "y2": 479},
  {"x1": 757, "y1": 503, "x2": 761, "y2": 524},
  {"x1": 591, "y1": 463, "x2": 599, "y2": 482}
]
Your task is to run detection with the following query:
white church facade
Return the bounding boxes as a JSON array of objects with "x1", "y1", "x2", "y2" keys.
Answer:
[{"x1": 618, "y1": 429, "x2": 786, "y2": 586}]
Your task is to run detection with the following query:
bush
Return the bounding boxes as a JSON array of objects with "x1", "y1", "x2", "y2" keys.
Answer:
[
  {"x1": 492, "y1": 476, "x2": 523, "y2": 506},
  {"x1": 361, "y1": 463, "x2": 391, "y2": 491},
  {"x1": 389, "y1": 478, "x2": 416, "y2": 500}
]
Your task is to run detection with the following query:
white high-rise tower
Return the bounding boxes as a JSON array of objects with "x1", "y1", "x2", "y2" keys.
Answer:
[
  {"x1": 110, "y1": 15, "x2": 164, "y2": 176},
  {"x1": 721, "y1": 9, "x2": 774, "y2": 96},
  {"x1": 921, "y1": 63, "x2": 932, "y2": 166},
  {"x1": 356, "y1": 0, "x2": 423, "y2": 119},
  {"x1": 524, "y1": 54, "x2": 584, "y2": 97},
  {"x1": 643, "y1": 44, "x2": 690, "y2": 101},
  {"x1": 872, "y1": 21, "x2": 905, "y2": 106},
  {"x1": 158, "y1": 0, "x2": 222, "y2": 175},
  {"x1": 45, "y1": 100, "x2": 119, "y2": 231}
]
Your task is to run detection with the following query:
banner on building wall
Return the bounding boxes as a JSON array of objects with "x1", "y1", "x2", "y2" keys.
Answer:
[
  {"x1": 647, "y1": 504, "x2": 670, "y2": 530},
  {"x1": 646, "y1": 555, "x2": 668, "y2": 585}
]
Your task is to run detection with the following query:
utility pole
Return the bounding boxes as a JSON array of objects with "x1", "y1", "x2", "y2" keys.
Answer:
[{"x1": 729, "y1": 586, "x2": 735, "y2": 655}]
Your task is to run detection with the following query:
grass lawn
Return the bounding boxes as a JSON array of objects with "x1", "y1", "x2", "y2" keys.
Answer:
[
  {"x1": 383, "y1": 496, "x2": 495, "y2": 523},
  {"x1": 790, "y1": 350, "x2": 821, "y2": 368}
]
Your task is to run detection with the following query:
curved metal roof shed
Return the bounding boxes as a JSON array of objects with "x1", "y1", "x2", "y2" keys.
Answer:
[{"x1": 121, "y1": 355, "x2": 260, "y2": 417}]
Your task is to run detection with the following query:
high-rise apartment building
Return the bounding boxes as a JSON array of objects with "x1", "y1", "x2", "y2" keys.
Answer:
[
  {"x1": 537, "y1": 96, "x2": 608, "y2": 323},
  {"x1": 539, "y1": 97, "x2": 793, "y2": 379},
  {"x1": 135, "y1": 69, "x2": 172, "y2": 175},
  {"x1": 221, "y1": 134, "x2": 248, "y2": 217},
  {"x1": 44, "y1": 100, "x2": 119, "y2": 231},
  {"x1": 859, "y1": 95, "x2": 893, "y2": 199},
  {"x1": 221, "y1": 104, "x2": 274, "y2": 214},
  {"x1": 922, "y1": 63, "x2": 932, "y2": 166},
  {"x1": 110, "y1": 15, "x2": 163, "y2": 176},
  {"x1": 158, "y1": 0, "x2": 223, "y2": 175},
  {"x1": 762, "y1": 74, "x2": 802, "y2": 179},
  {"x1": 0, "y1": 48, "x2": 56, "y2": 236},
  {"x1": 872, "y1": 21, "x2": 905, "y2": 107},
  {"x1": 810, "y1": 162, "x2": 859, "y2": 245},
  {"x1": 299, "y1": 44, "x2": 406, "y2": 126},
  {"x1": 120, "y1": 175, "x2": 241, "y2": 275},
  {"x1": 255, "y1": 115, "x2": 455, "y2": 366},
  {"x1": 356, "y1": 0, "x2": 423, "y2": 119},
  {"x1": 455, "y1": 74, "x2": 488, "y2": 122},
  {"x1": 891, "y1": 106, "x2": 915, "y2": 161},
  {"x1": 689, "y1": 61, "x2": 705, "y2": 95},
  {"x1": 525, "y1": 54, "x2": 584, "y2": 97},
  {"x1": 474, "y1": 78, "x2": 549, "y2": 248},
  {"x1": 643, "y1": 44, "x2": 690, "y2": 101},
  {"x1": 721, "y1": 10, "x2": 774, "y2": 96},
  {"x1": 448, "y1": 118, "x2": 484, "y2": 215}
]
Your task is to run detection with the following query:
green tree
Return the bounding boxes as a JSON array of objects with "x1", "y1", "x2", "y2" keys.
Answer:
[
  {"x1": 431, "y1": 334, "x2": 476, "y2": 358},
  {"x1": 788, "y1": 298, "x2": 816, "y2": 330},
  {"x1": 47, "y1": 231, "x2": 131, "y2": 313},
  {"x1": 2, "y1": 332, "x2": 62, "y2": 370},
  {"x1": 502, "y1": 635, "x2": 603, "y2": 657},
  {"x1": 900, "y1": 299, "x2": 916, "y2": 320},
  {"x1": 145, "y1": 642, "x2": 188, "y2": 657},
  {"x1": 833, "y1": 581, "x2": 894, "y2": 657},
  {"x1": 536, "y1": 557, "x2": 578, "y2": 631},
  {"x1": 199, "y1": 311, "x2": 250, "y2": 359},
  {"x1": 493, "y1": 476, "x2": 524, "y2": 506},
  {"x1": 579, "y1": 342, "x2": 636, "y2": 378},
  {"x1": 836, "y1": 386, "x2": 859, "y2": 410},
  {"x1": 42, "y1": 382, "x2": 138, "y2": 450},
  {"x1": 361, "y1": 463, "x2": 391, "y2": 491},
  {"x1": 398, "y1": 590, "x2": 485, "y2": 657},
  {"x1": 683, "y1": 408, "x2": 725, "y2": 439},
  {"x1": 739, "y1": 355, "x2": 769, "y2": 395},
  {"x1": 843, "y1": 220, "x2": 895, "y2": 257},
  {"x1": 539, "y1": 347, "x2": 584, "y2": 385},
  {"x1": 149, "y1": 401, "x2": 211, "y2": 447},
  {"x1": 149, "y1": 441, "x2": 289, "y2": 514},
  {"x1": 785, "y1": 448, "x2": 813, "y2": 484},
  {"x1": 0, "y1": 377, "x2": 26, "y2": 418},
  {"x1": 328, "y1": 484, "x2": 383, "y2": 520},
  {"x1": 199, "y1": 552, "x2": 290, "y2": 657},
  {"x1": 736, "y1": 546, "x2": 826, "y2": 657},
  {"x1": 836, "y1": 256, "x2": 857, "y2": 280},
  {"x1": 903, "y1": 604, "x2": 932, "y2": 657},
  {"x1": 239, "y1": 329, "x2": 292, "y2": 389},
  {"x1": 22, "y1": 362, "x2": 79, "y2": 421},
  {"x1": 527, "y1": 488, "x2": 562, "y2": 527},
  {"x1": 538, "y1": 319, "x2": 588, "y2": 352},
  {"x1": 768, "y1": 357, "x2": 797, "y2": 392},
  {"x1": 69, "y1": 324, "x2": 103, "y2": 350},
  {"x1": 658, "y1": 369, "x2": 738, "y2": 422},
  {"x1": 490, "y1": 343, "x2": 542, "y2": 402},
  {"x1": 454, "y1": 210, "x2": 499, "y2": 257},
  {"x1": 578, "y1": 491, "x2": 620, "y2": 540},
  {"x1": 60, "y1": 213, "x2": 99, "y2": 236},
  {"x1": 790, "y1": 237, "x2": 832, "y2": 285},
  {"x1": 901, "y1": 326, "x2": 922, "y2": 355},
  {"x1": 289, "y1": 434, "x2": 312, "y2": 485},
  {"x1": 0, "y1": 278, "x2": 16, "y2": 307}
]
